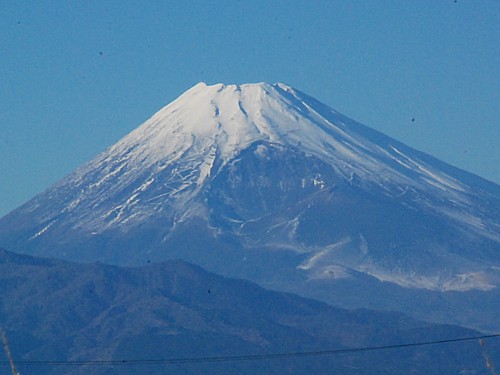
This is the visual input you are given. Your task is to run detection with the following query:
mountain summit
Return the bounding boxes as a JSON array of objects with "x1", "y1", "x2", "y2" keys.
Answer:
[{"x1": 1, "y1": 82, "x2": 499, "y2": 331}]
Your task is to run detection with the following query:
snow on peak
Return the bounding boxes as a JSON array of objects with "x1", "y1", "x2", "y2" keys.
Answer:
[
  {"x1": 103, "y1": 82, "x2": 348, "y2": 179},
  {"x1": 77, "y1": 81, "x2": 479, "y2": 204},
  {"x1": 104, "y1": 81, "x2": 393, "y2": 177}
]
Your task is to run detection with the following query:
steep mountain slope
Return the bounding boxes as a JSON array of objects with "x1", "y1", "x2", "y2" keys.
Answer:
[
  {"x1": 0, "y1": 82, "x2": 499, "y2": 331},
  {"x1": 0, "y1": 248, "x2": 497, "y2": 375}
]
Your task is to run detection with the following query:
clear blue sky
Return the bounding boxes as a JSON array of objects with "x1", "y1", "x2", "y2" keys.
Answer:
[{"x1": 1, "y1": 1, "x2": 499, "y2": 217}]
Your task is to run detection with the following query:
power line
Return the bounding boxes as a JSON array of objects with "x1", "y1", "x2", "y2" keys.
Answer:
[{"x1": 1, "y1": 333, "x2": 499, "y2": 367}]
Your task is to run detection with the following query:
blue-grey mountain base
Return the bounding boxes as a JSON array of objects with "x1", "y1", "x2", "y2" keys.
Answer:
[{"x1": 2, "y1": 248, "x2": 499, "y2": 375}]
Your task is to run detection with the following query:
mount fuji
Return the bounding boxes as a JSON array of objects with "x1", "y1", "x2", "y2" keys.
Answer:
[{"x1": 1, "y1": 82, "x2": 499, "y2": 331}]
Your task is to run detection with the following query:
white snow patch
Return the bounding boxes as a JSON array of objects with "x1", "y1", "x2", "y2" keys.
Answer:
[
  {"x1": 389, "y1": 146, "x2": 465, "y2": 192},
  {"x1": 29, "y1": 219, "x2": 57, "y2": 240},
  {"x1": 310, "y1": 265, "x2": 352, "y2": 280},
  {"x1": 354, "y1": 264, "x2": 495, "y2": 291},
  {"x1": 298, "y1": 238, "x2": 351, "y2": 270}
]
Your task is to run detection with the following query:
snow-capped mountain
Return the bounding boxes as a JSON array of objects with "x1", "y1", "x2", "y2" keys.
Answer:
[{"x1": 1, "y1": 82, "x2": 499, "y2": 331}]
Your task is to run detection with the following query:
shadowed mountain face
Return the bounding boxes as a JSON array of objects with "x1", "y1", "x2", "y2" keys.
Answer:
[
  {"x1": 0, "y1": 248, "x2": 498, "y2": 375},
  {"x1": 0, "y1": 82, "x2": 498, "y2": 331}
]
